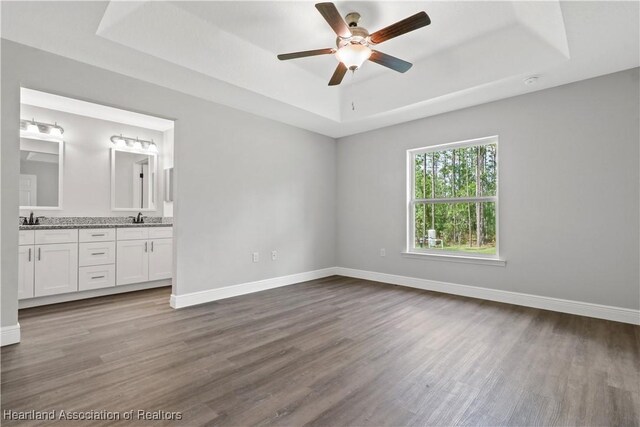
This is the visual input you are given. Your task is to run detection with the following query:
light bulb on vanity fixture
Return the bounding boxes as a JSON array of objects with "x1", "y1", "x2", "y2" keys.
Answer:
[
  {"x1": 148, "y1": 140, "x2": 158, "y2": 153},
  {"x1": 49, "y1": 122, "x2": 63, "y2": 137},
  {"x1": 26, "y1": 119, "x2": 39, "y2": 133},
  {"x1": 110, "y1": 134, "x2": 127, "y2": 148},
  {"x1": 132, "y1": 138, "x2": 142, "y2": 150}
]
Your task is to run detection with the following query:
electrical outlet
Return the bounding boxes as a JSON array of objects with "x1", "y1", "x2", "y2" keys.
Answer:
[
  {"x1": 252, "y1": 252, "x2": 259, "y2": 263},
  {"x1": 271, "y1": 250, "x2": 277, "y2": 261},
  {"x1": 380, "y1": 248, "x2": 386, "y2": 257}
]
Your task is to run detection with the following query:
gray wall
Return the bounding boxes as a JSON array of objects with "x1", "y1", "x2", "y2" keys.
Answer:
[
  {"x1": 1, "y1": 40, "x2": 337, "y2": 328},
  {"x1": 337, "y1": 68, "x2": 640, "y2": 310},
  {"x1": 2, "y1": 40, "x2": 637, "y2": 332}
]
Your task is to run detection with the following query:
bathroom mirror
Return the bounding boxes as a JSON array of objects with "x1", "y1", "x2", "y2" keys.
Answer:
[
  {"x1": 19, "y1": 137, "x2": 64, "y2": 209},
  {"x1": 111, "y1": 148, "x2": 157, "y2": 211}
]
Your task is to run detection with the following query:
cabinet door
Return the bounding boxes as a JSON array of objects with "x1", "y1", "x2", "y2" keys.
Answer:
[
  {"x1": 116, "y1": 240, "x2": 149, "y2": 286},
  {"x1": 18, "y1": 246, "x2": 35, "y2": 299},
  {"x1": 148, "y1": 239, "x2": 173, "y2": 281},
  {"x1": 34, "y1": 243, "x2": 78, "y2": 297}
]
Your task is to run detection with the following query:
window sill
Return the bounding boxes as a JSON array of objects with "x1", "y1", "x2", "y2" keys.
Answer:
[{"x1": 401, "y1": 251, "x2": 506, "y2": 267}]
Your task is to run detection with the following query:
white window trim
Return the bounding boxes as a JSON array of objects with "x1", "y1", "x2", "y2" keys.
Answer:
[{"x1": 406, "y1": 135, "x2": 504, "y2": 264}]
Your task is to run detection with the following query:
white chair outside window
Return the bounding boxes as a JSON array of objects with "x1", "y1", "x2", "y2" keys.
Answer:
[{"x1": 427, "y1": 229, "x2": 443, "y2": 248}]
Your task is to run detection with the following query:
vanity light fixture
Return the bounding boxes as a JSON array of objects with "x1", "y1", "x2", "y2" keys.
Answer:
[
  {"x1": 110, "y1": 134, "x2": 159, "y2": 153},
  {"x1": 20, "y1": 118, "x2": 64, "y2": 137}
]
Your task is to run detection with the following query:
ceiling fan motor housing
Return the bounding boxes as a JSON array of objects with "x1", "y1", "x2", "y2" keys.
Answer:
[
  {"x1": 345, "y1": 12, "x2": 361, "y2": 27},
  {"x1": 336, "y1": 24, "x2": 369, "y2": 49}
]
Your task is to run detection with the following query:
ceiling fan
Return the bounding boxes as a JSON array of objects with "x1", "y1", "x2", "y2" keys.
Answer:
[{"x1": 277, "y1": 2, "x2": 431, "y2": 86}]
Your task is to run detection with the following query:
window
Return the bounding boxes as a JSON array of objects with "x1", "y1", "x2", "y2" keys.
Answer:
[{"x1": 407, "y1": 136, "x2": 499, "y2": 259}]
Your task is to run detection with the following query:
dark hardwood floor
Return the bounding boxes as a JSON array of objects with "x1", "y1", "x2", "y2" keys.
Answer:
[{"x1": 2, "y1": 276, "x2": 639, "y2": 426}]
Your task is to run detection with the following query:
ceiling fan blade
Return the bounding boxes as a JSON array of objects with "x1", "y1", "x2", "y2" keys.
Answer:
[
  {"x1": 369, "y1": 50, "x2": 413, "y2": 73},
  {"x1": 369, "y1": 11, "x2": 431, "y2": 44},
  {"x1": 277, "y1": 48, "x2": 334, "y2": 61},
  {"x1": 315, "y1": 2, "x2": 352, "y2": 38},
  {"x1": 328, "y1": 62, "x2": 348, "y2": 86}
]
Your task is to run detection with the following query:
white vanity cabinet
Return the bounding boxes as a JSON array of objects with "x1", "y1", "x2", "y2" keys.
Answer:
[
  {"x1": 18, "y1": 241, "x2": 35, "y2": 299},
  {"x1": 116, "y1": 240, "x2": 150, "y2": 285},
  {"x1": 19, "y1": 229, "x2": 79, "y2": 298},
  {"x1": 148, "y1": 238, "x2": 173, "y2": 281},
  {"x1": 19, "y1": 225, "x2": 172, "y2": 301},
  {"x1": 78, "y1": 228, "x2": 116, "y2": 291},
  {"x1": 116, "y1": 227, "x2": 173, "y2": 286},
  {"x1": 34, "y1": 242, "x2": 79, "y2": 297}
]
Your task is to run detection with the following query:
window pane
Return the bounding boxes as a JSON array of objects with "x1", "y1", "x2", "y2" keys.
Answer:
[
  {"x1": 478, "y1": 144, "x2": 497, "y2": 197},
  {"x1": 414, "y1": 153, "x2": 428, "y2": 199},
  {"x1": 413, "y1": 143, "x2": 496, "y2": 199},
  {"x1": 413, "y1": 202, "x2": 496, "y2": 255}
]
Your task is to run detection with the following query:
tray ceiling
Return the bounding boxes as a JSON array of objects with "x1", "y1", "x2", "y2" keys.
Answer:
[{"x1": 1, "y1": 1, "x2": 638, "y2": 137}]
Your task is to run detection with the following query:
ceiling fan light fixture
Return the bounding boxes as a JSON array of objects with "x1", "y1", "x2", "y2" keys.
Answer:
[
  {"x1": 336, "y1": 43, "x2": 371, "y2": 70},
  {"x1": 277, "y1": 3, "x2": 430, "y2": 85}
]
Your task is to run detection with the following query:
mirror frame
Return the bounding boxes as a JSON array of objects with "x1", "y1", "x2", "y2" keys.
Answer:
[
  {"x1": 19, "y1": 135, "x2": 64, "y2": 211},
  {"x1": 110, "y1": 147, "x2": 158, "y2": 212}
]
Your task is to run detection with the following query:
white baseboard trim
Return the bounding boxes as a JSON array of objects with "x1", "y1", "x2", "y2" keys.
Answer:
[
  {"x1": 335, "y1": 267, "x2": 640, "y2": 325},
  {"x1": 170, "y1": 267, "x2": 337, "y2": 309},
  {"x1": 168, "y1": 265, "x2": 639, "y2": 325},
  {"x1": 1, "y1": 323, "x2": 21, "y2": 347}
]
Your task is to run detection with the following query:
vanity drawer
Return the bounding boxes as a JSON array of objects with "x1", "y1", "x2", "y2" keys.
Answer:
[
  {"x1": 148, "y1": 227, "x2": 173, "y2": 239},
  {"x1": 35, "y1": 229, "x2": 78, "y2": 244},
  {"x1": 79, "y1": 228, "x2": 115, "y2": 242},
  {"x1": 117, "y1": 227, "x2": 149, "y2": 241},
  {"x1": 78, "y1": 264, "x2": 115, "y2": 291},
  {"x1": 79, "y1": 242, "x2": 116, "y2": 266},
  {"x1": 19, "y1": 230, "x2": 35, "y2": 245}
]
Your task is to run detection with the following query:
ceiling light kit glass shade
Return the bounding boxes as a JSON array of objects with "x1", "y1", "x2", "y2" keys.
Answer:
[
  {"x1": 336, "y1": 43, "x2": 372, "y2": 70},
  {"x1": 110, "y1": 134, "x2": 158, "y2": 153},
  {"x1": 20, "y1": 118, "x2": 65, "y2": 138}
]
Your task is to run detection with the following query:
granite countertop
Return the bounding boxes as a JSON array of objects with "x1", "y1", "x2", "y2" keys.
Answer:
[{"x1": 19, "y1": 223, "x2": 173, "y2": 230}]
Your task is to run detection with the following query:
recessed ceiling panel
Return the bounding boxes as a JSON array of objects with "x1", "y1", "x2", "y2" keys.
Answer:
[{"x1": 2, "y1": 1, "x2": 638, "y2": 137}]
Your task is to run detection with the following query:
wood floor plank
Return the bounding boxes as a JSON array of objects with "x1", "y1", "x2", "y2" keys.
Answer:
[{"x1": 2, "y1": 277, "x2": 639, "y2": 426}]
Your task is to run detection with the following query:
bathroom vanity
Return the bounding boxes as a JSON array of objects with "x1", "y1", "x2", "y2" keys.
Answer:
[
  {"x1": 17, "y1": 98, "x2": 175, "y2": 308},
  {"x1": 18, "y1": 222, "x2": 173, "y2": 306}
]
